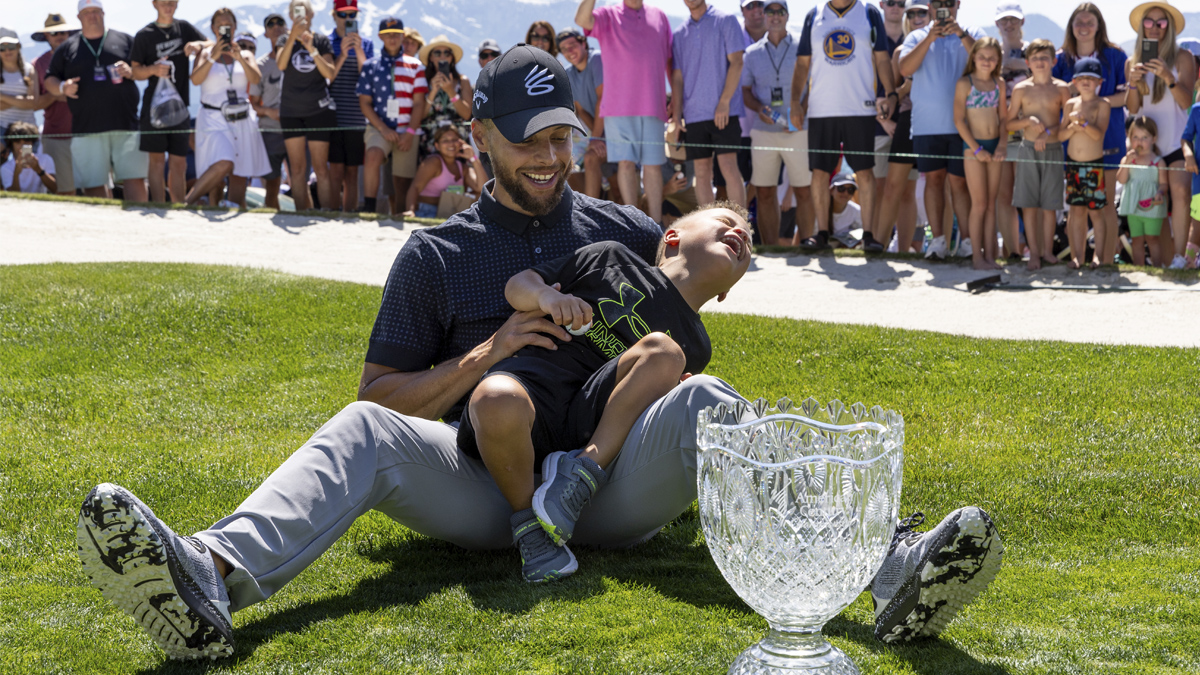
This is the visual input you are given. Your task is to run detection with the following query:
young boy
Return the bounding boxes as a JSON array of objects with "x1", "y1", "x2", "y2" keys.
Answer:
[
  {"x1": 1181, "y1": 99, "x2": 1200, "y2": 269},
  {"x1": 456, "y1": 203, "x2": 753, "y2": 582},
  {"x1": 1058, "y1": 57, "x2": 1111, "y2": 269},
  {"x1": 1007, "y1": 38, "x2": 1071, "y2": 271}
]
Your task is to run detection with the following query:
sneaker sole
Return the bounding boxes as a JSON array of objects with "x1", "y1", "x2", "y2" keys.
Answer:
[
  {"x1": 525, "y1": 545, "x2": 579, "y2": 583},
  {"x1": 531, "y1": 451, "x2": 569, "y2": 546},
  {"x1": 876, "y1": 507, "x2": 1003, "y2": 643},
  {"x1": 76, "y1": 483, "x2": 234, "y2": 660}
]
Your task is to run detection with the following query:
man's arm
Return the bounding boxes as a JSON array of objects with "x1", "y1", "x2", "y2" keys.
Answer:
[
  {"x1": 898, "y1": 27, "x2": 940, "y2": 78},
  {"x1": 714, "y1": 50, "x2": 743, "y2": 130},
  {"x1": 671, "y1": 68, "x2": 684, "y2": 128},
  {"x1": 357, "y1": 310, "x2": 572, "y2": 418},
  {"x1": 576, "y1": 0, "x2": 598, "y2": 32}
]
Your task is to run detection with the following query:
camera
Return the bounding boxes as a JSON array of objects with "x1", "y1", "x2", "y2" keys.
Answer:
[
  {"x1": 936, "y1": 8, "x2": 950, "y2": 22},
  {"x1": 344, "y1": 19, "x2": 357, "y2": 34}
]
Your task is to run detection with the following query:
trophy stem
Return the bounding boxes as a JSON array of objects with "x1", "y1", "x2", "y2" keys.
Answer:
[{"x1": 729, "y1": 626, "x2": 859, "y2": 674}]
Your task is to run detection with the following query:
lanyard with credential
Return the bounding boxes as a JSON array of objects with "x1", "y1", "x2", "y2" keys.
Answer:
[
  {"x1": 766, "y1": 35, "x2": 792, "y2": 85},
  {"x1": 84, "y1": 30, "x2": 110, "y2": 82}
]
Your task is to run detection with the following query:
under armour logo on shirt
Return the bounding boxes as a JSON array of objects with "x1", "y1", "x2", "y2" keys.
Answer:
[{"x1": 524, "y1": 66, "x2": 554, "y2": 96}]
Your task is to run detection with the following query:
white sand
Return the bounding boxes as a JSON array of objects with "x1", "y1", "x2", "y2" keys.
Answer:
[{"x1": 3, "y1": 198, "x2": 1198, "y2": 348}]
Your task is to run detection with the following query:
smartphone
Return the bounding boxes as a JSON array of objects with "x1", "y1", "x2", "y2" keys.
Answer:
[
  {"x1": 291, "y1": 5, "x2": 306, "y2": 21},
  {"x1": 936, "y1": 8, "x2": 950, "y2": 22},
  {"x1": 218, "y1": 25, "x2": 231, "y2": 43},
  {"x1": 1140, "y1": 39, "x2": 1159, "y2": 63},
  {"x1": 20, "y1": 145, "x2": 32, "y2": 158},
  {"x1": 438, "y1": 62, "x2": 451, "y2": 76},
  {"x1": 344, "y1": 19, "x2": 357, "y2": 34}
]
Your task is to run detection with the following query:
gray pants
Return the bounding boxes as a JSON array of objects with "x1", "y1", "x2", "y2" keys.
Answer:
[{"x1": 195, "y1": 375, "x2": 743, "y2": 611}]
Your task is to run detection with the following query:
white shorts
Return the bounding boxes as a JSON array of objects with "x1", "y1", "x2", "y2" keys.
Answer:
[
  {"x1": 873, "y1": 134, "x2": 891, "y2": 179},
  {"x1": 749, "y1": 127, "x2": 811, "y2": 188},
  {"x1": 196, "y1": 108, "x2": 271, "y2": 179}
]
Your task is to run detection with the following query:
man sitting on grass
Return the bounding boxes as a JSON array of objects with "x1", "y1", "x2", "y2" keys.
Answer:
[
  {"x1": 75, "y1": 46, "x2": 1003, "y2": 661},
  {"x1": 459, "y1": 204, "x2": 753, "y2": 582}
]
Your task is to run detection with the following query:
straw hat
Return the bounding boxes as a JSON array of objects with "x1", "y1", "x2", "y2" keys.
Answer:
[
  {"x1": 1129, "y1": 2, "x2": 1185, "y2": 34},
  {"x1": 31, "y1": 13, "x2": 81, "y2": 42},
  {"x1": 419, "y1": 35, "x2": 464, "y2": 65},
  {"x1": 404, "y1": 28, "x2": 425, "y2": 48}
]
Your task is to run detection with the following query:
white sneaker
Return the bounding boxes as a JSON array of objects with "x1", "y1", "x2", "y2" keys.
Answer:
[
  {"x1": 1169, "y1": 254, "x2": 1187, "y2": 270},
  {"x1": 924, "y1": 235, "x2": 948, "y2": 260},
  {"x1": 956, "y1": 238, "x2": 973, "y2": 258}
]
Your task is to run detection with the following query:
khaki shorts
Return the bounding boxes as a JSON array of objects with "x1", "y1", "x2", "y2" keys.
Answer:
[
  {"x1": 873, "y1": 134, "x2": 892, "y2": 179},
  {"x1": 749, "y1": 127, "x2": 812, "y2": 188},
  {"x1": 365, "y1": 126, "x2": 420, "y2": 179},
  {"x1": 42, "y1": 137, "x2": 75, "y2": 194}
]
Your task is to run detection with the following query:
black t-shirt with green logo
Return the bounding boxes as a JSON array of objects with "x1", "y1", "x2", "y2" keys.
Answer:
[
  {"x1": 458, "y1": 241, "x2": 711, "y2": 460},
  {"x1": 525, "y1": 241, "x2": 711, "y2": 377}
]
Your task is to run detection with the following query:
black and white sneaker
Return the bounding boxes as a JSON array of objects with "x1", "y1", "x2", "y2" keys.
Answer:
[
  {"x1": 861, "y1": 231, "x2": 885, "y2": 253},
  {"x1": 76, "y1": 483, "x2": 234, "y2": 660},
  {"x1": 871, "y1": 507, "x2": 1003, "y2": 644}
]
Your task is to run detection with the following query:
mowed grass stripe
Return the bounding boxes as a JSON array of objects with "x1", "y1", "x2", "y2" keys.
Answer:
[{"x1": 0, "y1": 263, "x2": 1197, "y2": 674}]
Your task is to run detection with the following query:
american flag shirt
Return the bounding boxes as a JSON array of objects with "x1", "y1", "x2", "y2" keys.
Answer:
[{"x1": 356, "y1": 49, "x2": 428, "y2": 129}]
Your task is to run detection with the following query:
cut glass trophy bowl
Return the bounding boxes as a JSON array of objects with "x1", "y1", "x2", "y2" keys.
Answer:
[{"x1": 697, "y1": 397, "x2": 905, "y2": 674}]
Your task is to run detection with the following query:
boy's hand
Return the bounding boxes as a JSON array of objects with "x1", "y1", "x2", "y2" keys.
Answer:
[
  {"x1": 993, "y1": 145, "x2": 1006, "y2": 162},
  {"x1": 1027, "y1": 116, "x2": 1045, "y2": 138},
  {"x1": 1034, "y1": 134, "x2": 1047, "y2": 152},
  {"x1": 538, "y1": 283, "x2": 593, "y2": 333},
  {"x1": 975, "y1": 148, "x2": 993, "y2": 162}
]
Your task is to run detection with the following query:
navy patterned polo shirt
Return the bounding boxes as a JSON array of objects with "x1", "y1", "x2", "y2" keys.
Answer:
[{"x1": 366, "y1": 182, "x2": 663, "y2": 422}]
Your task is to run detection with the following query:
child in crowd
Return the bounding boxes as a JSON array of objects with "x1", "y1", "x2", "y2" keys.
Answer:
[
  {"x1": 955, "y1": 37, "x2": 1007, "y2": 270},
  {"x1": 456, "y1": 203, "x2": 753, "y2": 583},
  {"x1": 1116, "y1": 116, "x2": 1167, "y2": 267},
  {"x1": 824, "y1": 171, "x2": 863, "y2": 248},
  {"x1": 1182, "y1": 98, "x2": 1200, "y2": 269},
  {"x1": 1008, "y1": 38, "x2": 1071, "y2": 271},
  {"x1": 1058, "y1": 57, "x2": 1111, "y2": 269},
  {"x1": 995, "y1": 3, "x2": 1029, "y2": 259}
]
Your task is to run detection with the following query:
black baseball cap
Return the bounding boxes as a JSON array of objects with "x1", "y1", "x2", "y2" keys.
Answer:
[{"x1": 472, "y1": 44, "x2": 586, "y2": 143}]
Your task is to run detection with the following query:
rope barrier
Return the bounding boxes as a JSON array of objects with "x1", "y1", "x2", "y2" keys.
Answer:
[{"x1": 5, "y1": 124, "x2": 1198, "y2": 173}]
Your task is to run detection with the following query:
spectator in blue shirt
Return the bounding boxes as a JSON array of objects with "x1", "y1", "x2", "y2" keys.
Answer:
[
  {"x1": 672, "y1": 0, "x2": 747, "y2": 209},
  {"x1": 558, "y1": 28, "x2": 605, "y2": 199}
]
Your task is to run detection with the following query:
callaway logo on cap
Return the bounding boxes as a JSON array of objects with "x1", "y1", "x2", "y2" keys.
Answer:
[{"x1": 472, "y1": 44, "x2": 585, "y2": 143}]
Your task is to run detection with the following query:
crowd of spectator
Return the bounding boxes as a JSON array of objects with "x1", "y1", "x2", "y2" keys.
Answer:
[{"x1": 3, "y1": 0, "x2": 1200, "y2": 269}]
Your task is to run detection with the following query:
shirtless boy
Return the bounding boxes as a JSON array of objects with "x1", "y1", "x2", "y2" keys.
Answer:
[
  {"x1": 1007, "y1": 38, "x2": 1071, "y2": 270},
  {"x1": 1058, "y1": 57, "x2": 1111, "y2": 269}
]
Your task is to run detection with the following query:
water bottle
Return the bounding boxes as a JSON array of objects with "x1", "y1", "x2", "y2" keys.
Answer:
[{"x1": 766, "y1": 106, "x2": 789, "y2": 127}]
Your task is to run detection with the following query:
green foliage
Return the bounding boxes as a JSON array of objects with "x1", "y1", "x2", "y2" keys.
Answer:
[{"x1": 1, "y1": 264, "x2": 1197, "y2": 674}]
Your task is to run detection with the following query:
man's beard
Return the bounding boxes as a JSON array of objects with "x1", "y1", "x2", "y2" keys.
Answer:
[{"x1": 490, "y1": 151, "x2": 568, "y2": 216}]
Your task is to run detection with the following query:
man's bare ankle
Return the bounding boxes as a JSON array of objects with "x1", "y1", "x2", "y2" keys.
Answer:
[{"x1": 210, "y1": 551, "x2": 232, "y2": 579}]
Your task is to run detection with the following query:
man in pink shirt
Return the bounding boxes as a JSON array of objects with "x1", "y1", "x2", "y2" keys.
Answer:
[
  {"x1": 575, "y1": 0, "x2": 672, "y2": 224},
  {"x1": 31, "y1": 13, "x2": 79, "y2": 195}
]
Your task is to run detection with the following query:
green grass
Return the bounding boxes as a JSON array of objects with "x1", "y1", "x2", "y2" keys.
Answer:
[{"x1": 1, "y1": 262, "x2": 1197, "y2": 674}]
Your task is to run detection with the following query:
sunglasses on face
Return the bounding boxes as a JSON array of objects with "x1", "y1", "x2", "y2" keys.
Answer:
[
  {"x1": 336, "y1": 11, "x2": 358, "y2": 19},
  {"x1": 530, "y1": 34, "x2": 551, "y2": 42},
  {"x1": 764, "y1": 8, "x2": 787, "y2": 16},
  {"x1": 238, "y1": 41, "x2": 256, "y2": 50},
  {"x1": 265, "y1": 18, "x2": 285, "y2": 28},
  {"x1": 930, "y1": 0, "x2": 954, "y2": 8},
  {"x1": 480, "y1": 51, "x2": 499, "y2": 59},
  {"x1": 834, "y1": 185, "x2": 857, "y2": 194},
  {"x1": 431, "y1": 49, "x2": 452, "y2": 57},
  {"x1": 0, "y1": 45, "x2": 19, "y2": 53},
  {"x1": 881, "y1": 0, "x2": 905, "y2": 7},
  {"x1": 906, "y1": 9, "x2": 928, "y2": 18},
  {"x1": 1142, "y1": 17, "x2": 1169, "y2": 30}
]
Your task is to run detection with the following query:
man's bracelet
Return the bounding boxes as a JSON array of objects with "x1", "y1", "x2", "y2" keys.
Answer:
[{"x1": 405, "y1": 127, "x2": 419, "y2": 135}]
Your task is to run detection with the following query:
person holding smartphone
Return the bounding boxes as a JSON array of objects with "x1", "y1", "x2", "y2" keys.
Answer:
[
  {"x1": 417, "y1": 36, "x2": 473, "y2": 157},
  {"x1": 1125, "y1": 2, "x2": 1197, "y2": 269},
  {"x1": 277, "y1": 0, "x2": 336, "y2": 211},
  {"x1": 327, "y1": 0, "x2": 373, "y2": 212},
  {"x1": 1, "y1": 121, "x2": 57, "y2": 193},
  {"x1": 898, "y1": 0, "x2": 984, "y2": 260}
]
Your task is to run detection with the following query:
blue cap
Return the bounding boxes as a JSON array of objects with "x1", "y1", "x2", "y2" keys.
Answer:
[
  {"x1": 1073, "y1": 56, "x2": 1102, "y2": 80},
  {"x1": 378, "y1": 17, "x2": 405, "y2": 35}
]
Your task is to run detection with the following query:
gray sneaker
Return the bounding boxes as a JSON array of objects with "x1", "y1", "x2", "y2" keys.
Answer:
[
  {"x1": 532, "y1": 449, "x2": 607, "y2": 546},
  {"x1": 512, "y1": 509, "x2": 578, "y2": 582},
  {"x1": 871, "y1": 507, "x2": 1003, "y2": 644},
  {"x1": 76, "y1": 483, "x2": 234, "y2": 660}
]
